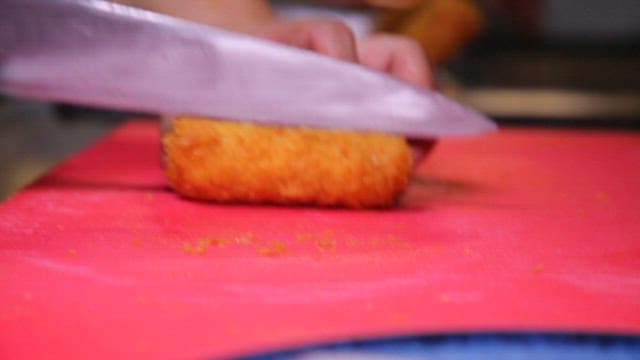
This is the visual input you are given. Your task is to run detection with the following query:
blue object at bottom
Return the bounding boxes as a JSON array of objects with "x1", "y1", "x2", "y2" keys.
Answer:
[{"x1": 236, "y1": 333, "x2": 640, "y2": 360}]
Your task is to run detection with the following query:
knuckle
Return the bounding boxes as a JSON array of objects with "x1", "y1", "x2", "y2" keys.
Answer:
[
  {"x1": 316, "y1": 19, "x2": 353, "y2": 38},
  {"x1": 405, "y1": 39, "x2": 425, "y2": 54},
  {"x1": 376, "y1": 33, "x2": 423, "y2": 52},
  {"x1": 393, "y1": 35, "x2": 423, "y2": 53}
]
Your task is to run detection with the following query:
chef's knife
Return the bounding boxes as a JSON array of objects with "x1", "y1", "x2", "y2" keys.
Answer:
[{"x1": 0, "y1": 0, "x2": 496, "y2": 138}]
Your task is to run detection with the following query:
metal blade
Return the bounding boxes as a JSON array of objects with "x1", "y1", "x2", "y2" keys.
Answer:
[{"x1": 0, "y1": 0, "x2": 496, "y2": 138}]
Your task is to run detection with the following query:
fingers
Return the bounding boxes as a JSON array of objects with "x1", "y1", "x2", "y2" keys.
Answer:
[
  {"x1": 252, "y1": 19, "x2": 358, "y2": 62},
  {"x1": 301, "y1": 20, "x2": 358, "y2": 62},
  {"x1": 357, "y1": 34, "x2": 435, "y2": 88},
  {"x1": 255, "y1": 22, "x2": 434, "y2": 90}
]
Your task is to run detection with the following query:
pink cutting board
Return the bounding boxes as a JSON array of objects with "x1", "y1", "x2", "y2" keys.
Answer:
[{"x1": 1, "y1": 120, "x2": 639, "y2": 359}]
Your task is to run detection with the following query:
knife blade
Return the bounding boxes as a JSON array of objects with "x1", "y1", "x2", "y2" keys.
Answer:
[{"x1": 0, "y1": 0, "x2": 496, "y2": 138}]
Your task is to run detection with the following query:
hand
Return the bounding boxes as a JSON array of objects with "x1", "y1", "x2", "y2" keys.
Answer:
[
  {"x1": 121, "y1": 1, "x2": 434, "y2": 88},
  {"x1": 248, "y1": 19, "x2": 359, "y2": 63},
  {"x1": 250, "y1": 20, "x2": 434, "y2": 87},
  {"x1": 357, "y1": 33, "x2": 435, "y2": 88}
]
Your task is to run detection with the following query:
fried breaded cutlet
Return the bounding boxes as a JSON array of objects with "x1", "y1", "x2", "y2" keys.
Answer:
[{"x1": 162, "y1": 117, "x2": 413, "y2": 208}]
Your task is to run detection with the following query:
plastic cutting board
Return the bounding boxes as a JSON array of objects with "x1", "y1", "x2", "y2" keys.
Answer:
[{"x1": 1, "y1": 120, "x2": 639, "y2": 359}]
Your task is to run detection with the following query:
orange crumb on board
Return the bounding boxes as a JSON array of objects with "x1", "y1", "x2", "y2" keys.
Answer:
[
  {"x1": 296, "y1": 231, "x2": 331, "y2": 243},
  {"x1": 67, "y1": 249, "x2": 77, "y2": 256},
  {"x1": 206, "y1": 237, "x2": 230, "y2": 247},
  {"x1": 595, "y1": 191, "x2": 610, "y2": 203},
  {"x1": 370, "y1": 235, "x2": 404, "y2": 248},
  {"x1": 384, "y1": 235, "x2": 403, "y2": 246},
  {"x1": 346, "y1": 236, "x2": 361, "y2": 247},
  {"x1": 532, "y1": 263, "x2": 544, "y2": 275},
  {"x1": 234, "y1": 232, "x2": 254, "y2": 245},
  {"x1": 182, "y1": 241, "x2": 205, "y2": 255},
  {"x1": 180, "y1": 233, "x2": 259, "y2": 255},
  {"x1": 181, "y1": 237, "x2": 229, "y2": 255},
  {"x1": 145, "y1": 193, "x2": 154, "y2": 201},
  {"x1": 322, "y1": 230, "x2": 334, "y2": 238},
  {"x1": 392, "y1": 313, "x2": 408, "y2": 324},
  {"x1": 439, "y1": 294, "x2": 451, "y2": 303},
  {"x1": 316, "y1": 238, "x2": 337, "y2": 252},
  {"x1": 130, "y1": 239, "x2": 141, "y2": 247},
  {"x1": 295, "y1": 231, "x2": 407, "y2": 252},
  {"x1": 371, "y1": 236, "x2": 384, "y2": 247},
  {"x1": 256, "y1": 241, "x2": 288, "y2": 257},
  {"x1": 191, "y1": 239, "x2": 210, "y2": 254},
  {"x1": 295, "y1": 233, "x2": 311, "y2": 242},
  {"x1": 463, "y1": 246, "x2": 471, "y2": 255},
  {"x1": 182, "y1": 242, "x2": 194, "y2": 254}
]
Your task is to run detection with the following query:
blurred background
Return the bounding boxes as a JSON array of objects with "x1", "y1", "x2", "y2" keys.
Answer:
[{"x1": 1, "y1": 0, "x2": 639, "y2": 200}]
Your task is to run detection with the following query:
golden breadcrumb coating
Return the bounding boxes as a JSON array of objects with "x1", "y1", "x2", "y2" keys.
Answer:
[{"x1": 162, "y1": 117, "x2": 413, "y2": 208}]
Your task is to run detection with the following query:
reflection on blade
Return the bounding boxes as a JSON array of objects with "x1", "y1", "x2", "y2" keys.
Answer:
[{"x1": 0, "y1": 0, "x2": 496, "y2": 138}]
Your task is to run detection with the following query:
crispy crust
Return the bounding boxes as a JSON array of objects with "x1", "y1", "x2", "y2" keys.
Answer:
[{"x1": 162, "y1": 117, "x2": 412, "y2": 208}]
